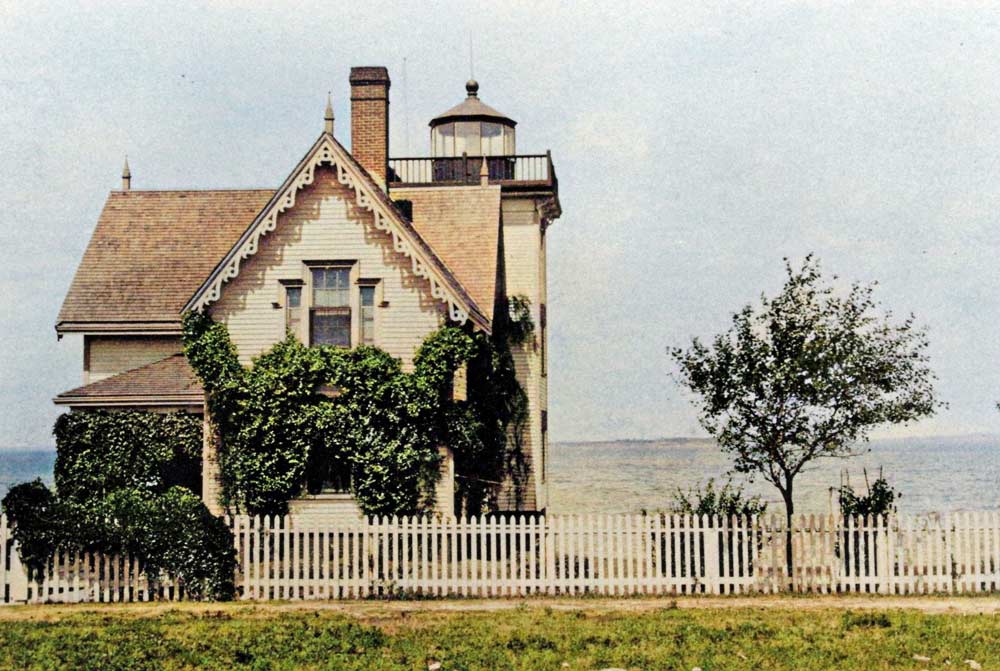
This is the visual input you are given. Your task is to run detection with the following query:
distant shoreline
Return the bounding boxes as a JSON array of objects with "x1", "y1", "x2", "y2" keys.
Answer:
[
  {"x1": 3, "y1": 432, "x2": 1000, "y2": 451},
  {"x1": 553, "y1": 433, "x2": 1000, "y2": 447}
]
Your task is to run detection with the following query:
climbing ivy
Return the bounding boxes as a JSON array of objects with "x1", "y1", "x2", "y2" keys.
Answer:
[
  {"x1": 182, "y1": 300, "x2": 533, "y2": 519},
  {"x1": 54, "y1": 410, "x2": 202, "y2": 503}
]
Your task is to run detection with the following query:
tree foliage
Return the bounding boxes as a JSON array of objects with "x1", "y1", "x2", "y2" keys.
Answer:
[
  {"x1": 671, "y1": 256, "x2": 938, "y2": 573},
  {"x1": 3, "y1": 410, "x2": 234, "y2": 599},
  {"x1": 182, "y1": 310, "x2": 530, "y2": 518}
]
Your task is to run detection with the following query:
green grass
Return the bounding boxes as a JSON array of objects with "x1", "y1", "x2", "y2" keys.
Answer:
[{"x1": 0, "y1": 602, "x2": 998, "y2": 670}]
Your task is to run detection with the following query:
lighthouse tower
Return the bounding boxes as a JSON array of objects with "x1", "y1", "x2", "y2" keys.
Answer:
[{"x1": 389, "y1": 78, "x2": 561, "y2": 512}]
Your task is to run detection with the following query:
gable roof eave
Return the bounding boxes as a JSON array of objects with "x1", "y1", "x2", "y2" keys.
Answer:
[{"x1": 184, "y1": 133, "x2": 490, "y2": 332}]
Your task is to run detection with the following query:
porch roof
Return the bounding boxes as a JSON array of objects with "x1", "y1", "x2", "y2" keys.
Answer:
[{"x1": 54, "y1": 354, "x2": 204, "y2": 408}]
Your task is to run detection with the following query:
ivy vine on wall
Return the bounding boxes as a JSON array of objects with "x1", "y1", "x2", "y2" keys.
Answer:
[{"x1": 182, "y1": 299, "x2": 534, "y2": 519}]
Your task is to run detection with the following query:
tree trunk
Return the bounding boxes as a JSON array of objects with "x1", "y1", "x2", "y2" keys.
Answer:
[{"x1": 781, "y1": 483, "x2": 795, "y2": 589}]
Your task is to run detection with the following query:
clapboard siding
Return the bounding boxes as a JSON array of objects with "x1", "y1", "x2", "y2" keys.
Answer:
[
  {"x1": 210, "y1": 166, "x2": 445, "y2": 367},
  {"x1": 500, "y1": 198, "x2": 544, "y2": 511},
  {"x1": 86, "y1": 335, "x2": 183, "y2": 383}
]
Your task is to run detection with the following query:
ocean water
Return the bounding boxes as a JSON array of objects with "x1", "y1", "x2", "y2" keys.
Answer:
[
  {"x1": 548, "y1": 435, "x2": 1000, "y2": 515},
  {"x1": 0, "y1": 449, "x2": 55, "y2": 493},
  {"x1": 3, "y1": 436, "x2": 999, "y2": 515}
]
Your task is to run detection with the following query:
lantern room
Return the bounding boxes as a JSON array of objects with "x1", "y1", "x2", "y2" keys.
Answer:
[{"x1": 430, "y1": 80, "x2": 516, "y2": 157}]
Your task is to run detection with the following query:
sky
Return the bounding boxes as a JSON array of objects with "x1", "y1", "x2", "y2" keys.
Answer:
[{"x1": 2, "y1": 1, "x2": 1000, "y2": 447}]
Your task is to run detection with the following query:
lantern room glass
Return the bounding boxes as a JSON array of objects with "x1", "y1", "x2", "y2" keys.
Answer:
[{"x1": 431, "y1": 121, "x2": 515, "y2": 157}]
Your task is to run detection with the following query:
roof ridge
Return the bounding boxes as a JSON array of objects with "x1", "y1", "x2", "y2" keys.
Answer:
[{"x1": 112, "y1": 188, "x2": 276, "y2": 194}]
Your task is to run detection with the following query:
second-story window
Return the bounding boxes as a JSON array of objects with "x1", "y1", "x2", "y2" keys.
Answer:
[
  {"x1": 310, "y1": 267, "x2": 351, "y2": 347},
  {"x1": 360, "y1": 284, "x2": 376, "y2": 345},
  {"x1": 286, "y1": 285, "x2": 302, "y2": 336}
]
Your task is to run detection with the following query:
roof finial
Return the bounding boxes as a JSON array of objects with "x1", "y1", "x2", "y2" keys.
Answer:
[
  {"x1": 466, "y1": 79, "x2": 479, "y2": 98},
  {"x1": 324, "y1": 92, "x2": 334, "y2": 134},
  {"x1": 479, "y1": 157, "x2": 489, "y2": 186},
  {"x1": 121, "y1": 155, "x2": 131, "y2": 191}
]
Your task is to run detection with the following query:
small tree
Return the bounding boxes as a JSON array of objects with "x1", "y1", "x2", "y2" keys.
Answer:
[{"x1": 671, "y1": 256, "x2": 939, "y2": 578}]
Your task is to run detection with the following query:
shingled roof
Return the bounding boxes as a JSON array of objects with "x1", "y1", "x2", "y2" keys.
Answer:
[
  {"x1": 59, "y1": 136, "x2": 502, "y2": 333},
  {"x1": 54, "y1": 354, "x2": 203, "y2": 407},
  {"x1": 57, "y1": 189, "x2": 273, "y2": 332},
  {"x1": 392, "y1": 185, "x2": 502, "y2": 321}
]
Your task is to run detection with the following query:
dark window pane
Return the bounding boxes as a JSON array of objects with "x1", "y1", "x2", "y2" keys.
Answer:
[
  {"x1": 286, "y1": 286, "x2": 301, "y2": 308},
  {"x1": 322, "y1": 467, "x2": 352, "y2": 493},
  {"x1": 311, "y1": 312, "x2": 350, "y2": 347},
  {"x1": 360, "y1": 285, "x2": 375, "y2": 307}
]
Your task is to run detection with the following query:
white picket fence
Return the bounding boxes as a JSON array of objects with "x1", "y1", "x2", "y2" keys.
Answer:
[{"x1": 3, "y1": 512, "x2": 1000, "y2": 603}]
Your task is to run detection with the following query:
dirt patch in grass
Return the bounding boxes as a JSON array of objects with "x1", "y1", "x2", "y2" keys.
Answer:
[{"x1": 2, "y1": 593, "x2": 997, "y2": 624}]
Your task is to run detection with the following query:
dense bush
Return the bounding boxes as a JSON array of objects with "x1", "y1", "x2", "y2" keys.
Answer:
[
  {"x1": 2, "y1": 483, "x2": 235, "y2": 600},
  {"x1": 182, "y1": 309, "x2": 530, "y2": 518},
  {"x1": 101, "y1": 487, "x2": 237, "y2": 600},
  {"x1": 1, "y1": 481, "x2": 67, "y2": 577},
  {"x1": 54, "y1": 409, "x2": 202, "y2": 501},
  {"x1": 3, "y1": 409, "x2": 233, "y2": 599}
]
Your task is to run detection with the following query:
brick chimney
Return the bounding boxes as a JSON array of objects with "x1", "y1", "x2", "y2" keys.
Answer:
[{"x1": 349, "y1": 66, "x2": 390, "y2": 189}]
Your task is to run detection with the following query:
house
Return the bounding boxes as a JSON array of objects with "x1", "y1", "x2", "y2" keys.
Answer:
[{"x1": 53, "y1": 66, "x2": 561, "y2": 519}]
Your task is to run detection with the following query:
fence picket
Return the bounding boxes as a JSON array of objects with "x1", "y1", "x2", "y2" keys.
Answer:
[{"x1": 2, "y1": 510, "x2": 1000, "y2": 605}]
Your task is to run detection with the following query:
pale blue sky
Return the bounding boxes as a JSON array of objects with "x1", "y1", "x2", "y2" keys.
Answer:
[{"x1": 2, "y1": 1, "x2": 1000, "y2": 447}]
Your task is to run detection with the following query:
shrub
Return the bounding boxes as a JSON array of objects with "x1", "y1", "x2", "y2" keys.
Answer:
[
  {"x1": 838, "y1": 469, "x2": 900, "y2": 520},
  {"x1": 102, "y1": 487, "x2": 236, "y2": 600},
  {"x1": 670, "y1": 478, "x2": 768, "y2": 519},
  {"x1": 1, "y1": 481, "x2": 63, "y2": 577},
  {"x1": 2, "y1": 483, "x2": 235, "y2": 600}
]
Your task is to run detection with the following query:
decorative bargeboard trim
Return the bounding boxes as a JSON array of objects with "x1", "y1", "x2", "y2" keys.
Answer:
[{"x1": 188, "y1": 135, "x2": 479, "y2": 328}]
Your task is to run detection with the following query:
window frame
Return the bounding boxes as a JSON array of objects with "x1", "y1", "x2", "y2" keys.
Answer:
[
  {"x1": 356, "y1": 278, "x2": 381, "y2": 346},
  {"x1": 301, "y1": 261, "x2": 356, "y2": 348},
  {"x1": 278, "y1": 279, "x2": 305, "y2": 341},
  {"x1": 280, "y1": 262, "x2": 384, "y2": 349}
]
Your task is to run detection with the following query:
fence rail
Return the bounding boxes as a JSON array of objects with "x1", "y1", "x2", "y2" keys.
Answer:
[{"x1": 3, "y1": 512, "x2": 1000, "y2": 603}]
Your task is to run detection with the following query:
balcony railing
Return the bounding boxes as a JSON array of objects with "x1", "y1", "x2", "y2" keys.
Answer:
[{"x1": 388, "y1": 153, "x2": 557, "y2": 191}]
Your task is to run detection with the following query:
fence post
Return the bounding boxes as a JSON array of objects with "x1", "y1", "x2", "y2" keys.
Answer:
[
  {"x1": 703, "y1": 515, "x2": 719, "y2": 595},
  {"x1": 883, "y1": 514, "x2": 894, "y2": 594}
]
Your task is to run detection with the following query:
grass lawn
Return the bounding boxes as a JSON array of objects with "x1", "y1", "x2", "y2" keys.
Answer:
[{"x1": 0, "y1": 598, "x2": 998, "y2": 670}]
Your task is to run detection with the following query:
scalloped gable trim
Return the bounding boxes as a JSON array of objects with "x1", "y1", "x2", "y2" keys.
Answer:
[{"x1": 183, "y1": 133, "x2": 489, "y2": 330}]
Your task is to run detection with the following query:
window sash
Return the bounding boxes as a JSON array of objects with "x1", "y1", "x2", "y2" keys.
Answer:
[
  {"x1": 310, "y1": 308, "x2": 351, "y2": 347},
  {"x1": 312, "y1": 268, "x2": 350, "y2": 308}
]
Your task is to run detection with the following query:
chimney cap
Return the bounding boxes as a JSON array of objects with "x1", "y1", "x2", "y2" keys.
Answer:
[{"x1": 349, "y1": 66, "x2": 390, "y2": 86}]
